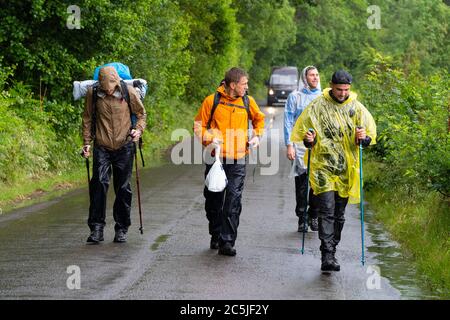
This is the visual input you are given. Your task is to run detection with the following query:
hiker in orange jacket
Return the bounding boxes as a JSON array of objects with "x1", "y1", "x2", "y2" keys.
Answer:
[{"x1": 194, "y1": 67, "x2": 265, "y2": 256}]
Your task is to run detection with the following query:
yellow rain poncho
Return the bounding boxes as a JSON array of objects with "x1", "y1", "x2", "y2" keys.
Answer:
[{"x1": 291, "y1": 88, "x2": 376, "y2": 204}]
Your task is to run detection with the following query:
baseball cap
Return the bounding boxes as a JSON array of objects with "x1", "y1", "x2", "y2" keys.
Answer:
[{"x1": 331, "y1": 70, "x2": 353, "y2": 84}]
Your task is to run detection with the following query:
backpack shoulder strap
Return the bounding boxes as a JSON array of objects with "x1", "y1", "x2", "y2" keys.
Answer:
[
  {"x1": 91, "y1": 84, "x2": 98, "y2": 140},
  {"x1": 242, "y1": 94, "x2": 251, "y2": 120},
  {"x1": 207, "y1": 92, "x2": 221, "y2": 130},
  {"x1": 120, "y1": 80, "x2": 131, "y2": 106},
  {"x1": 120, "y1": 80, "x2": 137, "y2": 129},
  {"x1": 207, "y1": 92, "x2": 251, "y2": 129}
]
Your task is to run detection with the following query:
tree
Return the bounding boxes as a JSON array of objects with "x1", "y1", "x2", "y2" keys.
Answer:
[{"x1": 234, "y1": 0, "x2": 297, "y2": 94}]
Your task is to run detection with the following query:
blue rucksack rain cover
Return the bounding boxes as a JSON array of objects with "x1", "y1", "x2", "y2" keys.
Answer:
[{"x1": 93, "y1": 62, "x2": 132, "y2": 80}]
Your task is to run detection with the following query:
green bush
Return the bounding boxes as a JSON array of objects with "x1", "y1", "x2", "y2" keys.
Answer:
[
  {"x1": 0, "y1": 80, "x2": 83, "y2": 185},
  {"x1": 360, "y1": 53, "x2": 450, "y2": 197},
  {"x1": 0, "y1": 87, "x2": 54, "y2": 183}
]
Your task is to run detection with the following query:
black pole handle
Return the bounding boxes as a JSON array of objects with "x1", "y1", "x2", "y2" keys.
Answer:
[
  {"x1": 139, "y1": 137, "x2": 145, "y2": 167},
  {"x1": 356, "y1": 126, "x2": 364, "y2": 145}
]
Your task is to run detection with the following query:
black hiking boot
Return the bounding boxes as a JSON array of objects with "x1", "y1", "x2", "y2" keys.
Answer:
[
  {"x1": 309, "y1": 217, "x2": 319, "y2": 232},
  {"x1": 113, "y1": 229, "x2": 128, "y2": 243},
  {"x1": 331, "y1": 247, "x2": 340, "y2": 271},
  {"x1": 218, "y1": 242, "x2": 236, "y2": 256},
  {"x1": 331, "y1": 255, "x2": 340, "y2": 271},
  {"x1": 87, "y1": 227, "x2": 104, "y2": 244},
  {"x1": 321, "y1": 252, "x2": 340, "y2": 272},
  {"x1": 210, "y1": 236, "x2": 219, "y2": 250}
]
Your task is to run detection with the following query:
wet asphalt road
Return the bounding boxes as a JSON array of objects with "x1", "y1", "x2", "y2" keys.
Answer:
[{"x1": 0, "y1": 106, "x2": 402, "y2": 300}]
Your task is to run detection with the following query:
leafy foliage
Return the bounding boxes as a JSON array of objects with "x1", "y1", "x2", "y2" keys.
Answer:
[
  {"x1": 359, "y1": 52, "x2": 450, "y2": 197},
  {"x1": 285, "y1": 0, "x2": 449, "y2": 80},
  {"x1": 0, "y1": 1, "x2": 448, "y2": 197},
  {"x1": 234, "y1": 0, "x2": 297, "y2": 95},
  {"x1": 178, "y1": 0, "x2": 243, "y2": 101},
  {"x1": 0, "y1": 0, "x2": 448, "y2": 298}
]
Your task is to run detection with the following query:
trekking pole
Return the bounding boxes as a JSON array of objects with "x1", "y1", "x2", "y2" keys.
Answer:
[
  {"x1": 139, "y1": 137, "x2": 145, "y2": 167},
  {"x1": 357, "y1": 126, "x2": 365, "y2": 266},
  {"x1": 85, "y1": 158, "x2": 90, "y2": 192},
  {"x1": 80, "y1": 149, "x2": 91, "y2": 193},
  {"x1": 301, "y1": 128, "x2": 314, "y2": 255},
  {"x1": 134, "y1": 142, "x2": 144, "y2": 234}
]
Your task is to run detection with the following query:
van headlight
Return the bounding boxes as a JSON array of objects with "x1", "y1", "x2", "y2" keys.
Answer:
[{"x1": 269, "y1": 89, "x2": 274, "y2": 95}]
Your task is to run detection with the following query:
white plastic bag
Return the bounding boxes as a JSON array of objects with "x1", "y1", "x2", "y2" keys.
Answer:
[{"x1": 205, "y1": 146, "x2": 227, "y2": 192}]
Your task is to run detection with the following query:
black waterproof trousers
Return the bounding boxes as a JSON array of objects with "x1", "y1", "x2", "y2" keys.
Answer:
[
  {"x1": 204, "y1": 161, "x2": 246, "y2": 247},
  {"x1": 295, "y1": 173, "x2": 318, "y2": 223},
  {"x1": 313, "y1": 191, "x2": 348, "y2": 253},
  {"x1": 88, "y1": 142, "x2": 135, "y2": 232}
]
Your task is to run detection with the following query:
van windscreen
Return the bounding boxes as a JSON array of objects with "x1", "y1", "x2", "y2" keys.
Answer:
[{"x1": 270, "y1": 74, "x2": 297, "y2": 85}]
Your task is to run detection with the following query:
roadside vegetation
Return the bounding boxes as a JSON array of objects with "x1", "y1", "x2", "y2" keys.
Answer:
[{"x1": 0, "y1": 0, "x2": 448, "y2": 297}]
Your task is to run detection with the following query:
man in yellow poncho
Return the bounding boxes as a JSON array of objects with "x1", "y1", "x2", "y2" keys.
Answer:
[{"x1": 291, "y1": 70, "x2": 376, "y2": 272}]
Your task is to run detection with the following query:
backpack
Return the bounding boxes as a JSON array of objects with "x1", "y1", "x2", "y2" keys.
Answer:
[
  {"x1": 206, "y1": 92, "x2": 251, "y2": 130},
  {"x1": 93, "y1": 62, "x2": 132, "y2": 80}
]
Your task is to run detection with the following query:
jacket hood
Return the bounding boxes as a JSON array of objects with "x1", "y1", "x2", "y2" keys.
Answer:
[
  {"x1": 299, "y1": 65, "x2": 321, "y2": 93},
  {"x1": 217, "y1": 85, "x2": 241, "y2": 101},
  {"x1": 98, "y1": 66, "x2": 121, "y2": 93}
]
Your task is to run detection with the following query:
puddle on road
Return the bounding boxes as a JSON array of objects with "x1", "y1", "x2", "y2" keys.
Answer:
[{"x1": 365, "y1": 209, "x2": 442, "y2": 299}]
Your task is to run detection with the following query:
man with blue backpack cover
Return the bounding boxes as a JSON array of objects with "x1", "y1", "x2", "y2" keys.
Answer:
[{"x1": 81, "y1": 65, "x2": 147, "y2": 244}]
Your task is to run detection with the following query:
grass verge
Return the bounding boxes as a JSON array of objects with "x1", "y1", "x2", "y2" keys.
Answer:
[{"x1": 364, "y1": 159, "x2": 450, "y2": 299}]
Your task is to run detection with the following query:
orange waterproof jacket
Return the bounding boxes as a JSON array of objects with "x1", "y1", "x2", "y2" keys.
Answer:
[{"x1": 194, "y1": 85, "x2": 265, "y2": 160}]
